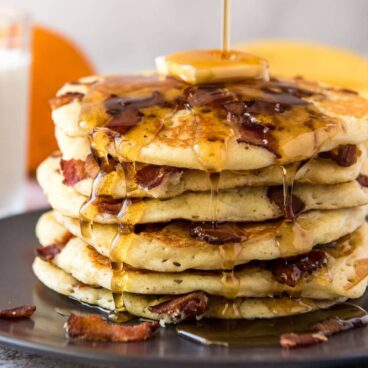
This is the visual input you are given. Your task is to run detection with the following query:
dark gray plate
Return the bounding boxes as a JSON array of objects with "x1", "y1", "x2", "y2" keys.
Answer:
[{"x1": 1, "y1": 209, "x2": 368, "y2": 367}]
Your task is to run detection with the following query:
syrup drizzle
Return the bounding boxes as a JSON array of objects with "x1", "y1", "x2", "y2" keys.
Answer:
[
  {"x1": 78, "y1": 73, "x2": 340, "y2": 175},
  {"x1": 222, "y1": 0, "x2": 230, "y2": 55},
  {"x1": 108, "y1": 163, "x2": 145, "y2": 315}
]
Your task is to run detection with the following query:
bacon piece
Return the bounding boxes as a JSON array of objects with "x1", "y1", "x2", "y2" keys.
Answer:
[
  {"x1": 106, "y1": 109, "x2": 143, "y2": 135},
  {"x1": 105, "y1": 92, "x2": 164, "y2": 116},
  {"x1": 280, "y1": 314, "x2": 368, "y2": 349},
  {"x1": 336, "y1": 145, "x2": 358, "y2": 167},
  {"x1": 267, "y1": 186, "x2": 305, "y2": 220},
  {"x1": 357, "y1": 174, "x2": 368, "y2": 187},
  {"x1": 104, "y1": 92, "x2": 164, "y2": 135},
  {"x1": 185, "y1": 85, "x2": 229, "y2": 107},
  {"x1": 271, "y1": 249, "x2": 327, "y2": 287},
  {"x1": 65, "y1": 314, "x2": 159, "y2": 342},
  {"x1": 95, "y1": 197, "x2": 123, "y2": 215},
  {"x1": 0, "y1": 305, "x2": 36, "y2": 319},
  {"x1": 189, "y1": 223, "x2": 246, "y2": 245},
  {"x1": 49, "y1": 92, "x2": 84, "y2": 110},
  {"x1": 60, "y1": 159, "x2": 88, "y2": 186},
  {"x1": 84, "y1": 154, "x2": 100, "y2": 179},
  {"x1": 136, "y1": 165, "x2": 182, "y2": 190},
  {"x1": 94, "y1": 197, "x2": 142, "y2": 216},
  {"x1": 148, "y1": 291, "x2": 209, "y2": 324},
  {"x1": 236, "y1": 114, "x2": 280, "y2": 157},
  {"x1": 280, "y1": 332, "x2": 327, "y2": 348},
  {"x1": 237, "y1": 115, "x2": 271, "y2": 145},
  {"x1": 224, "y1": 101, "x2": 246, "y2": 115},
  {"x1": 311, "y1": 315, "x2": 368, "y2": 335},
  {"x1": 36, "y1": 243, "x2": 65, "y2": 262},
  {"x1": 319, "y1": 145, "x2": 358, "y2": 167}
]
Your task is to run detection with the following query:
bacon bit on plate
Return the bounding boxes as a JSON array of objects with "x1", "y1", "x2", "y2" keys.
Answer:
[
  {"x1": 280, "y1": 332, "x2": 327, "y2": 348},
  {"x1": 49, "y1": 92, "x2": 84, "y2": 110},
  {"x1": 65, "y1": 314, "x2": 160, "y2": 342},
  {"x1": 280, "y1": 314, "x2": 368, "y2": 349},
  {"x1": 36, "y1": 243, "x2": 65, "y2": 262},
  {"x1": 148, "y1": 291, "x2": 209, "y2": 324},
  {"x1": 0, "y1": 305, "x2": 36, "y2": 319}
]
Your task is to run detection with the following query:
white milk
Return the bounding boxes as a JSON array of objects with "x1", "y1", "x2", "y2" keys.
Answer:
[{"x1": 0, "y1": 49, "x2": 30, "y2": 217}]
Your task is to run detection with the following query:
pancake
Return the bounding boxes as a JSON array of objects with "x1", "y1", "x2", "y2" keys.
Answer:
[
  {"x1": 33, "y1": 257, "x2": 115, "y2": 311},
  {"x1": 39, "y1": 224, "x2": 368, "y2": 300},
  {"x1": 51, "y1": 74, "x2": 368, "y2": 172},
  {"x1": 37, "y1": 155, "x2": 368, "y2": 224},
  {"x1": 36, "y1": 206, "x2": 368, "y2": 272},
  {"x1": 55, "y1": 127, "x2": 90, "y2": 161},
  {"x1": 121, "y1": 292, "x2": 343, "y2": 321},
  {"x1": 32, "y1": 257, "x2": 342, "y2": 320},
  {"x1": 54, "y1": 133, "x2": 368, "y2": 198}
]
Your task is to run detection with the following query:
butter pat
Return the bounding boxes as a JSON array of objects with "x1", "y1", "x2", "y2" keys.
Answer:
[{"x1": 156, "y1": 49, "x2": 269, "y2": 84}]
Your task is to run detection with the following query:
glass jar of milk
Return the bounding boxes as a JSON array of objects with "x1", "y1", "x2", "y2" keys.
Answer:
[{"x1": 0, "y1": 9, "x2": 30, "y2": 217}]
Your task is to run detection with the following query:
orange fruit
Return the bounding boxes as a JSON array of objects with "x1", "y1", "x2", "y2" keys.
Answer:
[{"x1": 28, "y1": 25, "x2": 95, "y2": 174}]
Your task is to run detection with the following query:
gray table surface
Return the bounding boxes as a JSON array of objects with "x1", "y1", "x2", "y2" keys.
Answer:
[
  {"x1": 2, "y1": 343, "x2": 368, "y2": 368},
  {"x1": 0, "y1": 344, "x2": 107, "y2": 368}
]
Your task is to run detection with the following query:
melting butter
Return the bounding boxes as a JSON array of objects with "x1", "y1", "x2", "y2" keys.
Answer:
[{"x1": 156, "y1": 49, "x2": 269, "y2": 84}]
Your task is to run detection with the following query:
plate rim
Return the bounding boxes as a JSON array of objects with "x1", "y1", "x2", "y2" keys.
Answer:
[{"x1": 2, "y1": 209, "x2": 368, "y2": 367}]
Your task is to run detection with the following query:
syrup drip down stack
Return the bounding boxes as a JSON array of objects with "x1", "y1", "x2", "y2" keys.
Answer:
[{"x1": 33, "y1": 50, "x2": 368, "y2": 323}]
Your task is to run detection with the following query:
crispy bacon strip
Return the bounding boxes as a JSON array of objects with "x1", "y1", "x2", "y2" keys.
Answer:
[
  {"x1": 235, "y1": 114, "x2": 281, "y2": 158},
  {"x1": 49, "y1": 92, "x2": 84, "y2": 110},
  {"x1": 136, "y1": 165, "x2": 182, "y2": 190},
  {"x1": 280, "y1": 332, "x2": 327, "y2": 348},
  {"x1": 94, "y1": 197, "x2": 123, "y2": 215},
  {"x1": 148, "y1": 291, "x2": 209, "y2": 323},
  {"x1": 280, "y1": 314, "x2": 368, "y2": 349},
  {"x1": 0, "y1": 305, "x2": 36, "y2": 319},
  {"x1": 311, "y1": 315, "x2": 368, "y2": 335},
  {"x1": 65, "y1": 314, "x2": 159, "y2": 342},
  {"x1": 60, "y1": 159, "x2": 88, "y2": 186},
  {"x1": 36, "y1": 243, "x2": 65, "y2": 262}
]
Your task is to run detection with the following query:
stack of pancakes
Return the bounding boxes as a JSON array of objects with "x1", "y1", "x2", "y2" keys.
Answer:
[{"x1": 33, "y1": 73, "x2": 368, "y2": 322}]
